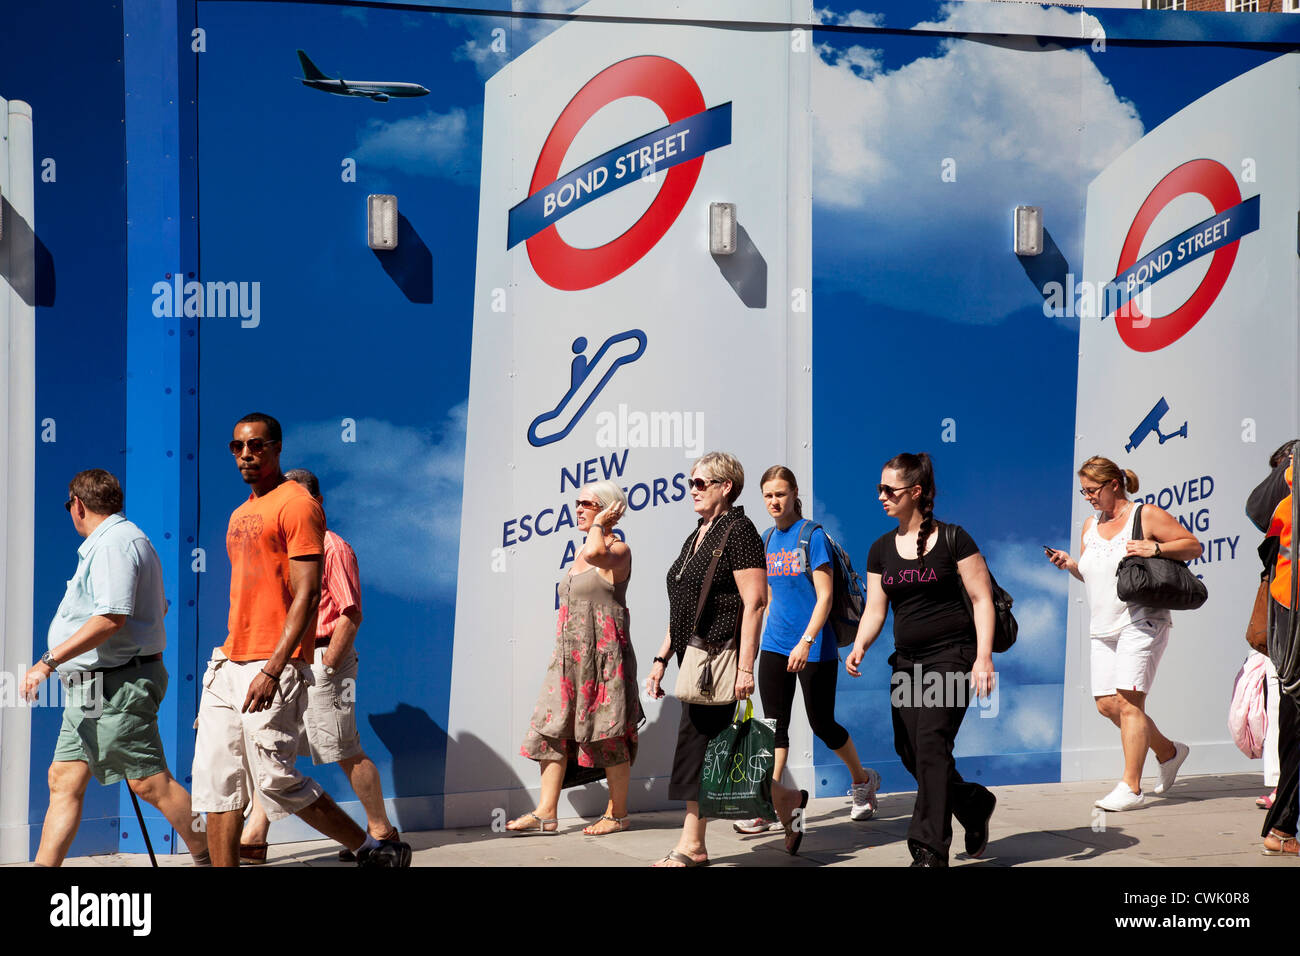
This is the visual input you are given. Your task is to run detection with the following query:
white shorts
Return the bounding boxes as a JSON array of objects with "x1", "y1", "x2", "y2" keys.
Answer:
[
  {"x1": 1091, "y1": 618, "x2": 1170, "y2": 698},
  {"x1": 191, "y1": 649, "x2": 324, "y2": 821},
  {"x1": 301, "y1": 650, "x2": 363, "y2": 765}
]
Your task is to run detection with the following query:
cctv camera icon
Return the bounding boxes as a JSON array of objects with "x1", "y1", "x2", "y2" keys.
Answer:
[{"x1": 1124, "y1": 397, "x2": 1188, "y2": 453}]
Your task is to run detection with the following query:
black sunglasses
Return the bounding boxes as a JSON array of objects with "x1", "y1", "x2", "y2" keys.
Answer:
[
  {"x1": 877, "y1": 483, "x2": 915, "y2": 497},
  {"x1": 229, "y1": 438, "x2": 280, "y2": 455},
  {"x1": 688, "y1": 477, "x2": 723, "y2": 492},
  {"x1": 64, "y1": 496, "x2": 76, "y2": 513}
]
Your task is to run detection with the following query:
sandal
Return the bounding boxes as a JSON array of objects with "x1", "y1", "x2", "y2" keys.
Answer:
[
  {"x1": 651, "y1": 849, "x2": 709, "y2": 867},
  {"x1": 505, "y1": 811, "x2": 558, "y2": 835},
  {"x1": 582, "y1": 814, "x2": 630, "y2": 835},
  {"x1": 1262, "y1": 829, "x2": 1298, "y2": 856},
  {"x1": 1257, "y1": 789, "x2": 1277, "y2": 810},
  {"x1": 238, "y1": 842, "x2": 268, "y2": 865},
  {"x1": 782, "y1": 790, "x2": 809, "y2": 856}
]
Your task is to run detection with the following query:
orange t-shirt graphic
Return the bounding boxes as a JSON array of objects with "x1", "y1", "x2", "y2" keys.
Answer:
[{"x1": 223, "y1": 479, "x2": 325, "y2": 662}]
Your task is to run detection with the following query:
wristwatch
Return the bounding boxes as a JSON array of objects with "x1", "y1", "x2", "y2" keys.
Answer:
[
  {"x1": 1153, "y1": 542, "x2": 1162, "y2": 557},
  {"x1": 653, "y1": 655, "x2": 669, "y2": 668},
  {"x1": 801, "y1": 634, "x2": 816, "y2": 646},
  {"x1": 40, "y1": 650, "x2": 60, "y2": 670}
]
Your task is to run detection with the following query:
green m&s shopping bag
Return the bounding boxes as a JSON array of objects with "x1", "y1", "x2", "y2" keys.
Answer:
[{"x1": 699, "y1": 700, "x2": 777, "y2": 819}]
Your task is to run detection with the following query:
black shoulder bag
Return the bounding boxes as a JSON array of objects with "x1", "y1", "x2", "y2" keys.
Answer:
[{"x1": 1115, "y1": 503, "x2": 1207, "y2": 611}]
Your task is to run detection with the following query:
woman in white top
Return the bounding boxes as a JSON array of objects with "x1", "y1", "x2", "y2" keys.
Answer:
[{"x1": 1046, "y1": 456, "x2": 1201, "y2": 812}]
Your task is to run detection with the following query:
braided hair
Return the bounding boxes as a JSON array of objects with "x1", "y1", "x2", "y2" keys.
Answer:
[{"x1": 886, "y1": 452, "x2": 936, "y2": 568}]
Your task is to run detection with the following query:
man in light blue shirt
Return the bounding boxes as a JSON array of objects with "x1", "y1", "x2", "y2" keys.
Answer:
[{"x1": 20, "y1": 469, "x2": 209, "y2": 866}]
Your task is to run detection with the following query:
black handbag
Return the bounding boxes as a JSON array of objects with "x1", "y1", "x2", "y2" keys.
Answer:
[
  {"x1": 1115, "y1": 503, "x2": 1208, "y2": 611},
  {"x1": 945, "y1": 523, "x2": 1018, "y2": 653}
]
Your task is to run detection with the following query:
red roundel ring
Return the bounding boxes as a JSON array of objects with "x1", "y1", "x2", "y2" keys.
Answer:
[
  {"x1": 526, "y1": 56, "x2": 707, "y2": 292},
  {"x1": 1114, "y1": 159, "x2": 1243, "y2": 353}
]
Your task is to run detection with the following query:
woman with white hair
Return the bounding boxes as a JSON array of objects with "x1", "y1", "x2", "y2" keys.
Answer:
[{"x1": 507, "y1": 480, "x2": 642, "y2": 835}]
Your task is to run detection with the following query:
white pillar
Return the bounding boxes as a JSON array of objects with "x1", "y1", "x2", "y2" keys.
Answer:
[{"x1": 0, "y1": 97, "x2": 36, "y2": 865}]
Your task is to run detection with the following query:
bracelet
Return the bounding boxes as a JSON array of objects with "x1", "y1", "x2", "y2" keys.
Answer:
[
  {"x1": 738, "y1": 667, "x2": 753, "y2": 674},
  {"x1": 653, "y1": 656, "x2": 669, "y2": 668},
  {"x1": 260, "y1": 668, "x2": 281, "y2": 682}
]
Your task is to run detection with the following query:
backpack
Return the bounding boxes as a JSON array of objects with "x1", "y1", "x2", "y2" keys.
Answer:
[
  {"x1": 944, "y1": 522, "x2": 1018, "y2": 653},
  {"x1": 762, "y1": 519, "x2": 865, "y2": 648}
]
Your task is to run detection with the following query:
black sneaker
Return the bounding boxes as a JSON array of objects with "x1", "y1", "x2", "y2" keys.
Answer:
[
  {"x1": 963, "y1": 790, "x2": 997, "y2": 859},
  {"x1": 341, "y1": 830, "x2": 403, "y2": 863},
  {"x1": 908, "y1": 846, "x2": 947, "y2": 867},
  {"x1": 355, "y1": 837, "x2": 412, "y2": 868}
]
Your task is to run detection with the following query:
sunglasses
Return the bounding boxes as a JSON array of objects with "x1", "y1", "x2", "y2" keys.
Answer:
[
  {"x1": 64, "y1": 496, "x2": 76, "y2": 513},
  {"x1": 688, "y1": 477, "x2": 723, "y2": 492},
  {"x1": 229, "y1": 438, "x2": 280, "y2": 456},
  {"x1": 877, "y1": 484, "x2": 915, "y2": 497},
  {"x1": 575, "y1": 499, "x2": 601, "y2": 511}
]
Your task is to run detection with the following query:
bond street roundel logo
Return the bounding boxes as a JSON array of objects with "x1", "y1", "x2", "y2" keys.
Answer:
[
  {"x1": 1109, "y1": 159, "x2": 1259, "y2": 353},
  {"x1": 506, "y1": 56, "x2": 733, "y2": 291}
]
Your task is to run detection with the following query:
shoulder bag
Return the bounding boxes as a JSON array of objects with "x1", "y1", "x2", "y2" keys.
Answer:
[
  {"x1": 944, "y1": 522, "x2": 1018, "y2": 653},
  {"x1": 1115, "y1": 503, "x2": 1208, "y2": 611},
  {"x1": 675, "y1": 523, "x2": 740, "y2": 705}
]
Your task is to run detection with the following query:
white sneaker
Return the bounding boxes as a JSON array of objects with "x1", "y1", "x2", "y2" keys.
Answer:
[
  {"x1": 1095, "y1": 782, "x2": 1145, "y2": 811},
  {"x1": 850, "y1": 768, "x2": 882, "y2": 821},
  {"x1": 1153, "y1": 742, "x2": 1189, "y2": 795},
  {"x1": 731, "y1": 817, "x2": 783, "y2": 834}
]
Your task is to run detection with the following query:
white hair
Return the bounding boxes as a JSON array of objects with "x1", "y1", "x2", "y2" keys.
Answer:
[{"x1": 583, "y1": 479, "x2": 627, "y2": 511}]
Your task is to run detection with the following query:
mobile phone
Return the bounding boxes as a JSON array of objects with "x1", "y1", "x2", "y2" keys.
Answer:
[{"x1": 1042, "y1": 545, "x2": 1055, "y2": 553}]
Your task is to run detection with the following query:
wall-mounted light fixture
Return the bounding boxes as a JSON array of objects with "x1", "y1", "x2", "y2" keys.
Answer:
[
  {"x1": 709, "y1": 202, "x2": 737, "y2": 256},
  {"x1": 1013, "y1": 205, "x2": 1043, "y2": 256},
  {"x1": 367, "y1": 194, "x2": 398, "y2": 250}
]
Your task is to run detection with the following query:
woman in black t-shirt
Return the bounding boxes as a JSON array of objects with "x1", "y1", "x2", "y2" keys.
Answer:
[{"x1": 845, "y1": 452, "x2": 998, "y2": 866}]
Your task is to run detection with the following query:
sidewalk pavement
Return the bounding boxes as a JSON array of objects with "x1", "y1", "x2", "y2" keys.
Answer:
[{"x1": 13, "y1": 771, "x2": 1290, "y2": 868}]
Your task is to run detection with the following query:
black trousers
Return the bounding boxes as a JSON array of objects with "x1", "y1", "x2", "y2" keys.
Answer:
[
  {"x1": 891, "y1": 641, "x2": 991, "y2": 861},
  {"x1": 757, "y1": 649, "x2": 850, "y2": 751},
  {"x1": 1264, "y1": 678, "x2": 1300, "y2": 837},
  {"x1": 1265, "y1": 601, "x2": 1300, "y2": 836},
  {"x1": 668, "y1": 701, "x2": 735, "y2": 802}
]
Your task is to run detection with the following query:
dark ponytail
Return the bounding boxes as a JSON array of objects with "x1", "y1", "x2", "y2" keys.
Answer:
[{"x1": 886, "y1": 452, "x2": 936, "y2": 568}]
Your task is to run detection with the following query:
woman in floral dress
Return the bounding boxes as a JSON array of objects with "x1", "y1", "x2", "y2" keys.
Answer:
[{"x1": 507, "y1": 480, "x2": 642, "y2": 835}]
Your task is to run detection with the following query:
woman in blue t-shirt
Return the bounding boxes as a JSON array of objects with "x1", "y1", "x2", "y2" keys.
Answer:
[
  {"x1": 846, "y1": 452, "x2": 998, "y2": 867},
  {"x1": 733, "y1": 465, "x2": 880, "y2": 835}
]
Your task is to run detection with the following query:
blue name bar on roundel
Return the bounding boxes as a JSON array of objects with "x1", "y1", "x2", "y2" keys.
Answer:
[
  {"x1": 1108, "y1": 195, "x2": 1260, "y2": 312},
  {"x1": 507, "y1": 102, "x2": 733, "y2": 250}
]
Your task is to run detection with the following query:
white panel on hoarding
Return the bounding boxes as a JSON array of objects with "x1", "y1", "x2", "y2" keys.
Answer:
[
  {"x1": 446, "y1": 0, "x2": 812, "y2": 824},
  {"x1": 1064, "y1": 53, "x2": 1300, "y2": 782},
  {"x1": 0, "y1": 97, "x2": 36, "y2": 864}
]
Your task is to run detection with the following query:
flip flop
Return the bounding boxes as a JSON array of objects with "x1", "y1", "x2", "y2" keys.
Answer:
[
  {"x1": 784, "y1": 790, "x2": 809, "y2": 856},
  {"x1": 582, "y1": 814, "x2": 630, "y2": 836},
  {"x1": 652, "y1": 849, "x2": 710, "y2": 867},
  {"x1": 238, "y1": 842, "x2": 268, "y2": 865},
  {"x1": 505, "y1": 812, "x2": 558, "y2": 835}
]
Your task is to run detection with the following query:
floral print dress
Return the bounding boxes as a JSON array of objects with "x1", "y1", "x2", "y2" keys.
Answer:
[{"x1": 521, "y1": 566, "x2": 642, "y2": 768}]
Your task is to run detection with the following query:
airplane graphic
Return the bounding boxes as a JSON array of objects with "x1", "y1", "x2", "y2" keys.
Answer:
[{"x1": 296, "y1": 50, "x2": 429, "y2": 102}]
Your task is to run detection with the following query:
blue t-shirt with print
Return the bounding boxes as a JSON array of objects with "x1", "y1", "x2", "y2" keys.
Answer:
[{"x1": 761, "y1": 521, "x2": 837, "y2": 662}]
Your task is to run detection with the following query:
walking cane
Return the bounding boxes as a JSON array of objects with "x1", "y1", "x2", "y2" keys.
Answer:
[{"x1": 127, "y1": 786, "x2": 158, "y2": 867}]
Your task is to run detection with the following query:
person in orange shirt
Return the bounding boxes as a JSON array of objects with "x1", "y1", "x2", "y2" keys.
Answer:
[{"x1": 190, "y1": 412, "x2": 410, "y2": 867}]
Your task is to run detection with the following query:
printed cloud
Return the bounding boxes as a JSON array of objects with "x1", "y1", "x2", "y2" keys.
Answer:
[
  {"x1": 285, "y1": 404, "x2": 467, "y2": 601},
  {"x1": 354, "y1": 108, "x2": 473, "y2": 179},
  {"x1": 811, "y1": 4, "x2": 1144, "y2": 323}
]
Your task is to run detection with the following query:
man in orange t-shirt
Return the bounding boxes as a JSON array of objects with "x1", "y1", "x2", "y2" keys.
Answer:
[{"x1": 190, "y1": 412, "x2": 408, "y2": 867}]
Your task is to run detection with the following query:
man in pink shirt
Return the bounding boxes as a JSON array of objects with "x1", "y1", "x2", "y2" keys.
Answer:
[{"x1": 239, "y1": 468, "x2": 406, "y2": 865}]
